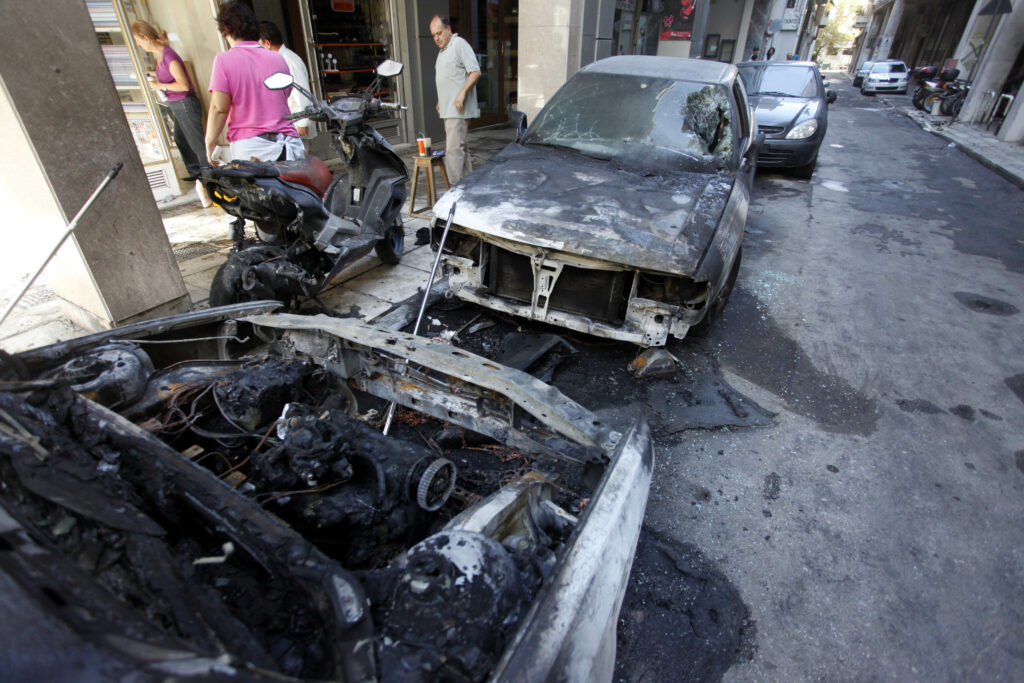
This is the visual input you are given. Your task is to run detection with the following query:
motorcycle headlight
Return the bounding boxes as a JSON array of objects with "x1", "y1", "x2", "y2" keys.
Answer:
[{"x1": 786, "y1": 120, "x2": 818, "y2": 140}]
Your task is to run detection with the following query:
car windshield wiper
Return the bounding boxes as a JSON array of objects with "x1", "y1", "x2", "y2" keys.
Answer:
[{"x1": 756, "y1": 91, "x2": 799, "y2": 97}]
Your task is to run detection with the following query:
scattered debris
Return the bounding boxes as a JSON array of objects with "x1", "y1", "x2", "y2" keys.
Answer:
[
  {"x1": 628, "y1": 348, "x2": 680, "y2": 377},
  {"x1": 497, "y1": 332, "x2": 578, "y2": 383}
]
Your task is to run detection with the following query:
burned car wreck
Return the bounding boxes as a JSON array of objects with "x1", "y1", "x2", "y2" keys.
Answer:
[
  {"x1": 0, "y1": 303, "x2": 652, "y2": 681},
  {"x1": 431, "y1": 56, "x2": 757, "y2": 346}
]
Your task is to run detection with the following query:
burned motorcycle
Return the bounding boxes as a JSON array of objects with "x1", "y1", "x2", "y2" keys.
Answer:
[{"x1": 201, "y1": 60, "x2": 409, "y2": 307}]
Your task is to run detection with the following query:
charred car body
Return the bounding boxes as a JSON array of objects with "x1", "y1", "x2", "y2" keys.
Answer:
[
  {"x1": 430, "y1": 56, "x2": 757, "y2": 346},
  {"x1": 0, "y1": 304, "x2": 652, "y2": 681}
]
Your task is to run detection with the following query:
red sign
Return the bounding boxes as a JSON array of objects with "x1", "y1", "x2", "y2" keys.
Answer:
[
  {"x1": 660, "y1": 0, "x2": 696, "y2": 41},
  {"x1": 332, "y1": 0, "x2": 355, "y2": 11}
]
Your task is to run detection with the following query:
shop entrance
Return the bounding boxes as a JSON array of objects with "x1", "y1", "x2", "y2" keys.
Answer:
[{"x1": 448, "y1": 0, "x2": 518, "y2": 128}]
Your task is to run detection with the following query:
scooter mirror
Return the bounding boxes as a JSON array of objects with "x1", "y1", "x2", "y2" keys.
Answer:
[
  {"x1": 376, "y1": 60, "x2": 404, "y2": 78},
  {"x1": 264, "y1": 72, "x2": 294, "y2": 90}
]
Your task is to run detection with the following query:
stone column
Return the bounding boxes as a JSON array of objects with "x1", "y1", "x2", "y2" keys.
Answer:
[
  {"x1": 957, "y1": 0, "x2": 1024, "y2": 135},
  {"x1": 519, "y1": 0, "x2": 586, "y2": 124},
  {"x1": 872, "y1": 0, "x2": 904, "y2": 61},
  {"x1": 0, "y1": 0, "x2": 189, "y2": 333}
]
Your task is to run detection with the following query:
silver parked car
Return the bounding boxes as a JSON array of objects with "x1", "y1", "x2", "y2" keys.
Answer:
[
  {"x1": 431, "y1": 56, "x2": 758, "y2": 347},
  {"x1": 861, "y1": 59, "x2": 909, "y2": 95},
  {"x1": 853, "y1": 60, "x2": 874, "y2": 87}
]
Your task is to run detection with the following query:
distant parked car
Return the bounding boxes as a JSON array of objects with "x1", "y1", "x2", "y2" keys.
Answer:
[
  {"x1": 738, "y1": 60, "x2": 833, "y2": 179},
  {"x1": 853, "y1": 61, "x2": 874, "y2": 87},
  {"x1": 430, "y1": 56, "x2": 759, "y2": 346},
  {"x1": 861, "y1": 60, "x2": 909, "y2": 95}
]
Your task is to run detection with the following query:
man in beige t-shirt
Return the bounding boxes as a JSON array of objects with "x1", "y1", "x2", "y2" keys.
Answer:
[{"x1": 430, "y1": 15, "x2": 480, "y2": 184}]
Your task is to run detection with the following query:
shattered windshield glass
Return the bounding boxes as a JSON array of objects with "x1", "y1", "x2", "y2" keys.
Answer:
[
  {"x1": 738, "y1": 65, "x2": 817, "y2": 98},
  {"x1": 522, "y1": 72, "x2": 735, "y2": 172}
]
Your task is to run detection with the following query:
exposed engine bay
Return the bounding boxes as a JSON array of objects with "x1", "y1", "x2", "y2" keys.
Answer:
[{"x1": 0, "y1": 304, "x2": 651, "y2": 681}]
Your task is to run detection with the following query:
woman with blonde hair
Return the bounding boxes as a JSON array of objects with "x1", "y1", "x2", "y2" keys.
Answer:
[{"x1": 131, "y1": 20, "x2": 207, "y2": 174}]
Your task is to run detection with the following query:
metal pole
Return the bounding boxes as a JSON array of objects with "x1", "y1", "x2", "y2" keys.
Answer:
[
  {"x1": 382, "y1": 202, "x2": 457, "y2": 435},
  {"x1": 0, "y1": 162, "x2": 123, "y2": 330}
]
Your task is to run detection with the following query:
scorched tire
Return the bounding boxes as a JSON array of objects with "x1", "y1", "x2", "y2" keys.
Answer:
[
  {"x1": 209, "y1": 261, "x2": 242, "y2": 307},
  {"x1": 689, "y1": 246, "x2": 742, "y2": 339},
  {"x1": 374, "y1": 217, "x2": 405, "y2": 265}
]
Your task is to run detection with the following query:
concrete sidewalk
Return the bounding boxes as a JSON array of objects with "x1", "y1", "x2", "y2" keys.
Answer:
[{"x1": 0, "y1": 126, "x2": 515, "y2": 353}]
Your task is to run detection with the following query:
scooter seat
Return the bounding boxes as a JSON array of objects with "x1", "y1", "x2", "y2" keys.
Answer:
[{"x1": 277, "y1": 156, "x2": 332, "y2": 197}]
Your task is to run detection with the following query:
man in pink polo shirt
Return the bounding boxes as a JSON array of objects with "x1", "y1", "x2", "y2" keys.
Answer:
[{"x1": 204, "y1": 2, "x2": 303, "y2": 164}]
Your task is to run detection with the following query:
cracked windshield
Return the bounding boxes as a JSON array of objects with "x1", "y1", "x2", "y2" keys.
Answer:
[{"x1": 522, "y1": 72, "x2": 734, "y2": 172}]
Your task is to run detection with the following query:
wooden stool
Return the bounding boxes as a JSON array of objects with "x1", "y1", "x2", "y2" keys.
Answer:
[{"x1": 409, "y1": 153, "x2": 451, "y2": 219}]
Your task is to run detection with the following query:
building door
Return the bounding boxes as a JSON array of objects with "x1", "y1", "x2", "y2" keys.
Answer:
[
  {"x1": 449, "y1": 0, "x2": 518, "y2": 128},
  {"x1": 613, "y1": 0, "x2": 663, "y2": 56}
]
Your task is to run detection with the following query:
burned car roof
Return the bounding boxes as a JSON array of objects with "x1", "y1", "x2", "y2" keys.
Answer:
[{"x1": 0, "y1": 305, "x2": 652, "y2": 680}]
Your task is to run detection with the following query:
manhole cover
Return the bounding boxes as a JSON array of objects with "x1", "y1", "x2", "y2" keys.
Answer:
[{"x1": 173, "y1": 242, "x2": 221, "y2": 262}]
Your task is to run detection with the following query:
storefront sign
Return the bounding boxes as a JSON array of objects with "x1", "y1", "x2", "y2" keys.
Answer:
[
  {"x1": 660, "y1": 0, "x2": 695, "y2": 40},
  {"x1": 332, "y1": 0, "x2": 355, "y2": 11},
  {"x1": 781, "y1": 0, "x2": 807, "y2": 31}
]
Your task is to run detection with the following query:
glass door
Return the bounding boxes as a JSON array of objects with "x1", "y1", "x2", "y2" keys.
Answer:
[{"x1": 451, "y1": 0, "x2": 518, "y2": 128}]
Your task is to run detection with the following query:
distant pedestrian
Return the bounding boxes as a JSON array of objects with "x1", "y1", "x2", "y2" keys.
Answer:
[
  {"x1": 766, "y1": 47, "x2": 776, "y2": 60},
  {"x1": 750, "y1": 46, "x2": 760, "y2": 60},
  {"x1": 258, "y1": 21, "x2": 315, "y2": 139},
  {"x1": 430, "y1": 15, "x2": 480, "y2": 184}
]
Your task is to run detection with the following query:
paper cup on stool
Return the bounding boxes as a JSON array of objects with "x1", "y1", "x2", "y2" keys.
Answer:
[
  {"x1": 417, "y1": 138, "x2": 426, "y2": 155},
  {"x1": 422, "y1": 137, "x2": 431, "y2": 155}
]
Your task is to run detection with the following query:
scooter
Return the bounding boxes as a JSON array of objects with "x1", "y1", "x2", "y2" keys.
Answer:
[
  {"x1": 911, "y1": 65, "x2": 938, "y2": 110},
  {"x1": 200, "y1": 60, "x2": 409, "y2": 307},
  {"x1": 914, "y1": 66, "x2": 959, "y2": 112}
]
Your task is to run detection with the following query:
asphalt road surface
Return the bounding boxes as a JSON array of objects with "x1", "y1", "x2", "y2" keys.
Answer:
[{"x1": 426, "y1": 75, "x2": 1024, "y2": 681}]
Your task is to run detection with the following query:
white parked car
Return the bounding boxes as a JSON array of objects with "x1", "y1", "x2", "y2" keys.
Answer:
[{"x1": 861, "y1": 60, "x2": 909, "y2": 95}]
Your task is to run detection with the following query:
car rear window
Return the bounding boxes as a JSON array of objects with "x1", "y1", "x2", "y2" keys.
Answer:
[
  {"x1": 523, "y1": 72, "x2": 736, "y2": 172},
  {"x1": 738, "y1": 65, "x2": 818, "y2": 98},
  {"x1": 872, "y1": 62, "x2": 907, "y2": 74}
]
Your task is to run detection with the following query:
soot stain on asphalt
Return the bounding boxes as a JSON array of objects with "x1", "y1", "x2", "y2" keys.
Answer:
[
  {"x1": 763, "y1": 472, "x2": 782, "y2": 500},
  {"x1": 851, "y1": 221, "x2": 923, "y2": 252},
  {"x1": 896, "y1": 398, "x2": 945, "y2": 414},
  {"x1": 645, "y1": 351, "x2": 777, "y2": 434},
  {"x1": 950, "y1": 405, "x2": 976, "y2": 421},
  {"x1": 615, "y1": 527, "x2": 755, "y2": 683},
  {"x1": 712, "y1": 287, "x2": 879, "y2": 436},
  {"x1": 1005, "y1": 374, "x2": 1024, "y2": 406},
  {"x1": 953, "y1": 292, "x2": 1019, "y2": 316}
]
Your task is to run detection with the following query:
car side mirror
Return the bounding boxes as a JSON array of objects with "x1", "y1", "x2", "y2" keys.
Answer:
[
  {"x1": 827, "y1": 90, "x2": 837, "y2": 104},
  {"x1": 509, "y1": 109, "x2": 528, "y2": 141}
]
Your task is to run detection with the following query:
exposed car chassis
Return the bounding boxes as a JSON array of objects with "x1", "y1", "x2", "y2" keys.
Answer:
[
  {"x1": 0, "y1": 303, "x2": 652, "y2": 681},
  {"x1": 437, "y1": 226, "x2": 719, "y2": 347}
]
